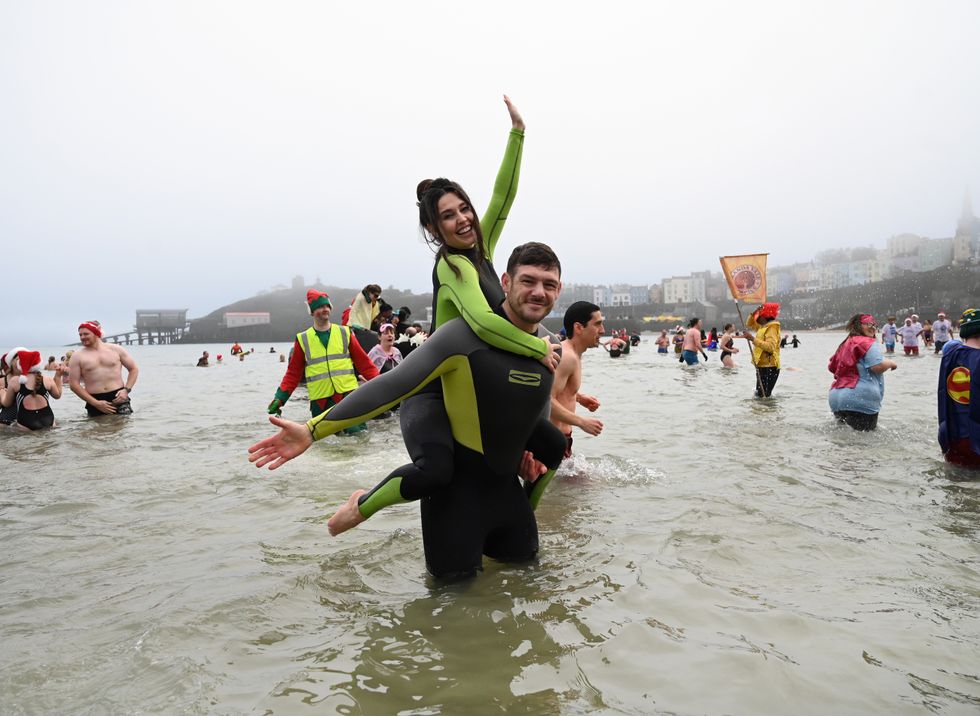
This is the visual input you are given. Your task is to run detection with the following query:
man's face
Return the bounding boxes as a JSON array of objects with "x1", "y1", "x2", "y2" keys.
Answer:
[
  {"x1": 78, "y1": 328, "x2": 97, "y2": 346},
  {"x1": 313, "y1": 304, "x2": 332, "y2": 322},
  {"x1": 577, "y1": 311, "x2": 605, "y2": 347},
  {"x1": 502, "y1": 264, "x2": 561, "y2": 327}
]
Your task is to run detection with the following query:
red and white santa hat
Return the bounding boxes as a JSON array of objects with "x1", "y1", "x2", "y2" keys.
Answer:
[
  {"x1": 14, "y1": 350, "x2": 42, "y2": 384},
  {"x1": 1, "y1": 346, "x2": 28, "y2": 373}
]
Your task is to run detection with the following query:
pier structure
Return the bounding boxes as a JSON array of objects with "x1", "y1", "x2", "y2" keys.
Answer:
[
  {"x1": 78, "y1": 310, "x2": 190, "y2": 346},
  {"x1": 132, "y1": 310, "x2": 190, "y2": 344}
]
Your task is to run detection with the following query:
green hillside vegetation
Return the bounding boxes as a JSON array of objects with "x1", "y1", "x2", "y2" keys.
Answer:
[{"x1": 181, "y1": 285, "x2": 432, "y2": 343}]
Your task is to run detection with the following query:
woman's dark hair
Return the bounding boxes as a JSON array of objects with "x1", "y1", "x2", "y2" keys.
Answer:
[
  {"x1": 417, "y1": 178, "x2": 487, "y2": 279},
  {"x1": 835, "y1": 313, "x2": 868, "y2": 351},
  {"x1": 688, "y1": 317, "x2": 700, "y2": 328},
  {"x1": 724, "y1": 323, "x2": 733, "y2": 331}
]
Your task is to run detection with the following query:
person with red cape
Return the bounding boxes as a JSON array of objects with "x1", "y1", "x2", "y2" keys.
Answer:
[{"x1": 827, "y1": 314, "x2": 897, "y2": 431}]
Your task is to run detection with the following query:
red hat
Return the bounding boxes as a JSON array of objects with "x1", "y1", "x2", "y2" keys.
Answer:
[
  {"x1": 15, "y1": 350, "x2": 42, "y2": 384},
  {"x1": 78, "y1": 321, "x2": 103, "y2": 338},
  {"x1": 3, "y1": 346, "x2": 28, "y2": 372},
  {"x1": 306, "y1": 290, "x2": 331, "y2": 313},
  {"x1": 757, "y1": 303, "x2": 780, "y2": 319}
]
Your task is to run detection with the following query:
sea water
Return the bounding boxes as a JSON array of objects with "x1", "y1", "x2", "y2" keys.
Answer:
[{"x1": 1, "y1": 334, "x2": 978, "y2": 714}]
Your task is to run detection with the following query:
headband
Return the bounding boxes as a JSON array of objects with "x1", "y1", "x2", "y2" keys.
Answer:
[
  {"x1": 79, "y1": 321, "x2": 103, "y2": 338},
  {"x1": 860, "y1": 315, "x2": 876, "y2": 325}
]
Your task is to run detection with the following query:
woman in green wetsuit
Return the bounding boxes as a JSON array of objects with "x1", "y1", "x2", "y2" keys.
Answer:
[
  {"x1": 332, "y1": 96, "x2": 561, "y2": 532},
  {"x1": 249, "y1": 243, "x2": 569, "y2": 578}
]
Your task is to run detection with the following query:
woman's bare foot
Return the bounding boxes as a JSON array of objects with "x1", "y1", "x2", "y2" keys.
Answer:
[{"x1": 327, "y1": 490, "x2": 367, "y2": 536}]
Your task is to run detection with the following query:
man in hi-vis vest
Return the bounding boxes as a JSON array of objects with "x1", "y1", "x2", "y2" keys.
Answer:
[{"x1": 268, "y1": 290, "x2": 379, "y2": 432}]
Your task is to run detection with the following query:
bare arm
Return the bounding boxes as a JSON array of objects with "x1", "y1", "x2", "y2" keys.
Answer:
[
  {"x1": 117, "y1": 348, "x2": 140, "y2": 398},
  {"x1": 869, "y1": 359, "x2": 898, "y2": 374},
  {"x1": 47, "y1": 370, "x2": 63, "y2": 399},
  {"x1": 549, "y1": 356, "x2": 602, "y2": 435}
]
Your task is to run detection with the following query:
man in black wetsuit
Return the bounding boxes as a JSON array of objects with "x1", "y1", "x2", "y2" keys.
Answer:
[{"x1": 248, "y1": 242, "x2": 568, "y2": 579}]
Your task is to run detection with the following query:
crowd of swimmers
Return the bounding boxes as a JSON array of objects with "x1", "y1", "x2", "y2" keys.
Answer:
[
  {"x1": 1, "y1": 320, "x2": 138, "y2": 430},
  {"x1": 7, "y1": 95, "x2": 980, "y2": 583}
]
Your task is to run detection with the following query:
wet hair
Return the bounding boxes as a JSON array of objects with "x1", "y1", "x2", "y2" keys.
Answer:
[
  {"x1": 688, "y1": 317, "x2": 700, "y2": 328},
  {"x1": 505, "y1": 242, "x2": 562, "y2": 277},
  {"x1": 564, "y1": 301, "x2": 601, "y2": 338},
  {"x1": 836, "y1": 313, "x2": 870, "y2": 351},
  {"x1": 417, "y1": 178, "x2": 487, "y2": 279},
  {"x1": 724, "y1": 323, "x2": 733, "y2": 331}
]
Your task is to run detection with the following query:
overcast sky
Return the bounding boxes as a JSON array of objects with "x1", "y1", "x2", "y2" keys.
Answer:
[{"x1": 3, "y1": 1, "x2": 979, "y2": 345}]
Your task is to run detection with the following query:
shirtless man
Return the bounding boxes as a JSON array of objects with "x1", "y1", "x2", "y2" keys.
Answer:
[
  {"x1": 549, "y1": 301, "x2": 604, "y2": 457},
  {"x1": 68, "y1": 321, "x2": 139, "y2": 416},
  {"x1": 681, "y1": 317, "x2": 706, "y2": 365}
]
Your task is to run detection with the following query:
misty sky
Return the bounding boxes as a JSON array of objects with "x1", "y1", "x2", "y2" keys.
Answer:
[{"x1": 3, "y1": 1, "x2": 979, "y2": 345}]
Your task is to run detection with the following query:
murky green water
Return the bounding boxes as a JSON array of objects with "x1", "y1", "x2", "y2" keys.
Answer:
[{"x1": 1, "y1": 334, "x2": 978, "y2": 714}]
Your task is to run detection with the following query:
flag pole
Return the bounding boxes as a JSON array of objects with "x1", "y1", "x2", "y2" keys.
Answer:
[{"x1": 734, "y1": 300, "x2": 765, "y2": 397}]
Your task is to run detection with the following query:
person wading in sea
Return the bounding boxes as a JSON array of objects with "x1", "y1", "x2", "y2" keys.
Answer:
[{"x1": 69, "y1": 321, "x2": 139, "y2": 416}]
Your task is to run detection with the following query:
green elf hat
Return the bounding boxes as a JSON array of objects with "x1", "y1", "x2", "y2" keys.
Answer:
[
  {"x1": 307, "y1": 290, "x2": 331, "y2": 313},
  {"x1": 959, "y1": 308, "x2": 980, "y2": 339}
]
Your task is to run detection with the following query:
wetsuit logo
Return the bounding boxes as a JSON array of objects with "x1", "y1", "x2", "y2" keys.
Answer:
[
  {"x1": 508, "y1": 370, "x2": 541, "y2": 387},
  {"x1": 947, "y1": 366, "x2": 971, "y2": 405}
]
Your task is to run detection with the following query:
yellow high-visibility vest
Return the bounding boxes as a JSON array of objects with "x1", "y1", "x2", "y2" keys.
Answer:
[{"x1": 297, "y1": 325, "x2": 358, "y2": 399}]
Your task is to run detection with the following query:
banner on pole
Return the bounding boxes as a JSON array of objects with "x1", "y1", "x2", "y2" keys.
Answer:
[{"x1": 719, "y1": 253, "x2": 768, "y2": 303}]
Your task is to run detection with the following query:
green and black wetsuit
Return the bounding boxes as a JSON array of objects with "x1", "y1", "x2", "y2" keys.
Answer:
[
  {"x1": 396, "y1": 128, "x2": 552, "y2": 512},
  {"x1": 307, "y1": 317, "x2": 567, "y2": 578}
]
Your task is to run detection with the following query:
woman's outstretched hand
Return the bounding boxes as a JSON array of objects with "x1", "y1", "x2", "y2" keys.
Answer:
[
  {"x1": 248, "y1": 415, "x2": 314, "y2": 470},
  {"x1": 504, "y1": 94, "x2": 524, "y2": 131}
]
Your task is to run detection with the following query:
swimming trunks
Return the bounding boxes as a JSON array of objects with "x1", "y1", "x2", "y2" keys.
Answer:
[
  {"x1": 85, "y1": 388, "x2": 133, "y2": 417},
  {"x1": 682, "y1": 349, "x2": 699, "y2": 365}
]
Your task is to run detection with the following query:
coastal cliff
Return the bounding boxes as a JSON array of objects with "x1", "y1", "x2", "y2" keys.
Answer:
[{"x1": 179, "y1": 285, "x2": 432, "y2": 343}]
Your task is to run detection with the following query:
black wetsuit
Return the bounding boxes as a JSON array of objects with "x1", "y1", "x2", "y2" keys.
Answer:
[
  {"x1": 15, "y1": 383, "x2": 54, "y2": 430},
  {"x1": 307, "y1": 317, "x2": 567, "y2": 579}
]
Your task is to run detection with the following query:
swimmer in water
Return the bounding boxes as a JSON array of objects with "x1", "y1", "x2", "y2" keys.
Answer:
[
  {"x1": 69, "y1": 321, "x2": 138, "y2": 416},
  {"x1": 249, "y1": 243, "x2": 568, "y2": 580}
]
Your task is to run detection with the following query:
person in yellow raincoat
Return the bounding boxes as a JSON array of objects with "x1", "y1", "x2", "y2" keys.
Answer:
[{"x1": 743, "y1": 302, "x2": 781, "y2": 397}]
